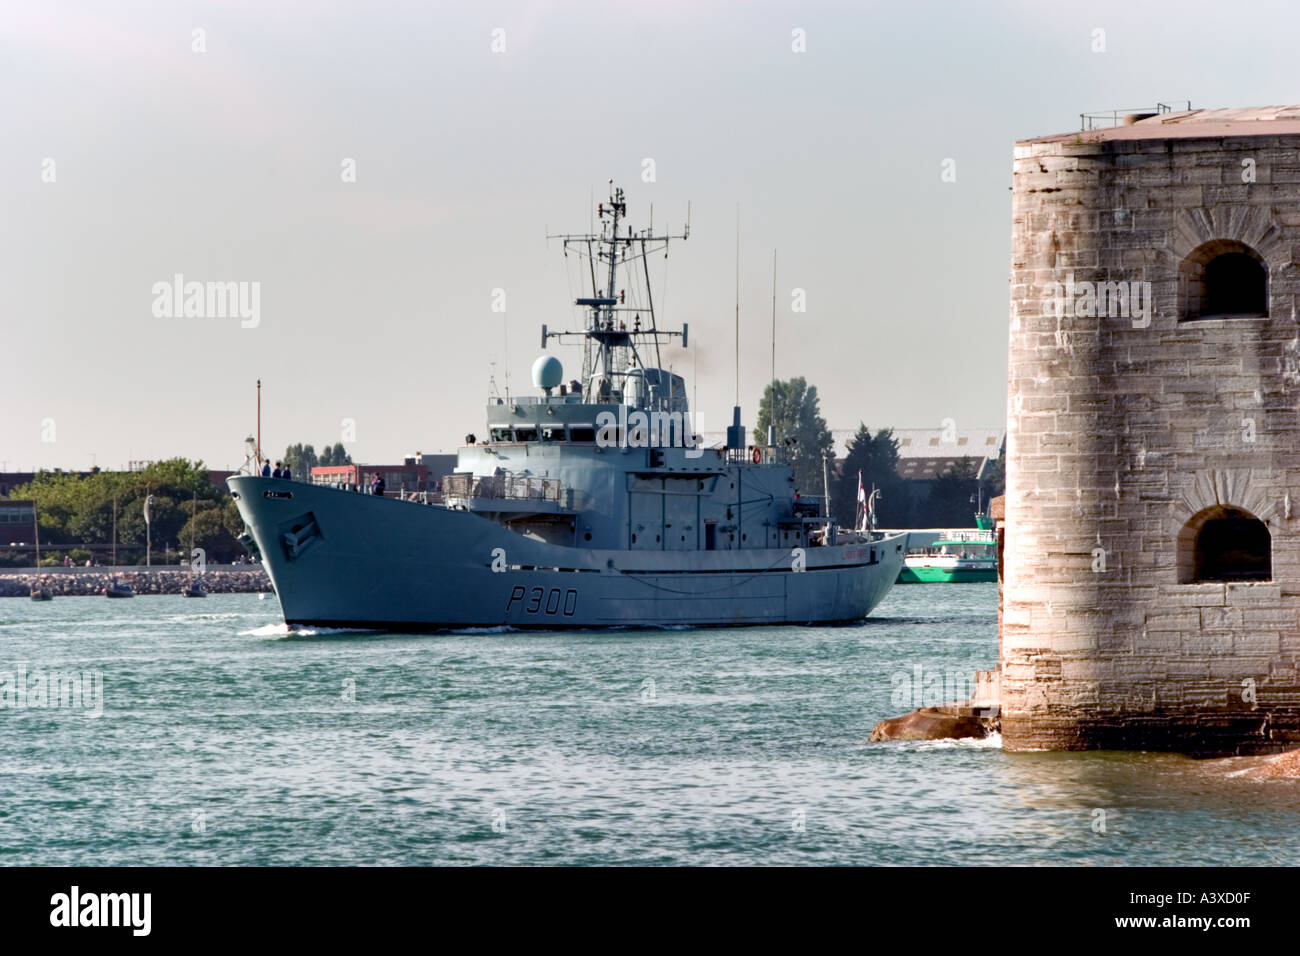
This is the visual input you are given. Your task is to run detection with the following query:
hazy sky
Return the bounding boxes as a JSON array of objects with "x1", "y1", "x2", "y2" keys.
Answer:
[{"x1": 4, "y1": 0, "x2": 1299, "y2": 473}]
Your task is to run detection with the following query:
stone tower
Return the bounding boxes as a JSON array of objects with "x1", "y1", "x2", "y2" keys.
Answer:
[{"x1": 1003, "y1": 107, "x2": 1300, "y2": 754}]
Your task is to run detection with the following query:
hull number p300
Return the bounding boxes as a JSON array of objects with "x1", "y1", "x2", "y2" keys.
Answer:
[{"x1": 506, "y1": 586, "x2": 578, "y2": 617}]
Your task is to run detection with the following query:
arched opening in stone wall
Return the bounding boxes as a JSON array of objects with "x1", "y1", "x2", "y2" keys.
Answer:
[
  {"x1": 1177, "y1": 505, "x2": 1272, "y2": 583},
  {"x1": 1179, "y1": 240, "x2": 1268, "y2": 320}
]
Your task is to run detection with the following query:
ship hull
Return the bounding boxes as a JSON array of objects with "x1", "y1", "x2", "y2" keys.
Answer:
[
  {"x1": 897, "y1": 566, "x2": 997, "y2": 584},
  {"x1": 230, "y1": 477, "x2": 906, "y2": 630}
]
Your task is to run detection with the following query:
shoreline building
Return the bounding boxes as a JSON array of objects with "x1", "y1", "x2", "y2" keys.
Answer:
[
  {"x1": 886, "y1": 427, "x2": 1004, "y2": 514},
  {"x1": 1003, "y1": 106, "x2": 1300, "y2": 754},
  {"x1": 0, "y1": 500, "x2": 37, "y2": 548}
]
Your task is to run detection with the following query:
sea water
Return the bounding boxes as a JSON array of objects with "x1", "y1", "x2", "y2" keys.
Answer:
[{"x1": 1, "y1": 584, "x2": 1296, "y2": 866}]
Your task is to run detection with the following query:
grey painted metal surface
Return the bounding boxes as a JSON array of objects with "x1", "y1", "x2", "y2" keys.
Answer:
[{"x1": 230, "y1": 474, "x2": 906, "y2": 629}]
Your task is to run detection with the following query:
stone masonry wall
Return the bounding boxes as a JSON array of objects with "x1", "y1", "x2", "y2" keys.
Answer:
[{"x1": 1004, "y1": 129, "x2": 1300, "y2": 754}]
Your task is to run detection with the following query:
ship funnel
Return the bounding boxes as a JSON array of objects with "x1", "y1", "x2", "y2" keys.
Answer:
[{"x1": 726, "y1": 405, "x2": 746, "y2": 450}]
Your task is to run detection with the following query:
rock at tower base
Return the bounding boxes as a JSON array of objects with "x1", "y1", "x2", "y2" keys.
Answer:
[{"x1": 869, "y1": 704, "x2": 994, "y2": 742}]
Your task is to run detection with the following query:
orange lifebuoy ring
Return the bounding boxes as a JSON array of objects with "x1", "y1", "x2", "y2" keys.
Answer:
[{"x1": 751, "y1": 447, "x2": 761, "y2": 465}]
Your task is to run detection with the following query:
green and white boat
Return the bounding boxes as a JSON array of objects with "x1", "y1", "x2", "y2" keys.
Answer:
[{"x1": 896, "y1": 524, "x2": 997, "y2": 584}]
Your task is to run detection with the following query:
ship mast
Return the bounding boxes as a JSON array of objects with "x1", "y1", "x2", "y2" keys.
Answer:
[{"x1": 544, "y1": 183, "x2": 689, "y2": 407}]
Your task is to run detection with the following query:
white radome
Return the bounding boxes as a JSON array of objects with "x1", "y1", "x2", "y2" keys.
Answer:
[{"x1": 532, "y1": 355, "x2": 563, "y2": 390}]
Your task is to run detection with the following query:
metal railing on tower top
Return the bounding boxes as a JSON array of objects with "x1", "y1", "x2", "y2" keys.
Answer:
[{"x1": 1079, "y1": 101, "x2": 1191, "y2": 130}]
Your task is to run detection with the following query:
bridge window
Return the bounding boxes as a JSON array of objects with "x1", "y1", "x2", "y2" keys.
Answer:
[
  {"x1": 1180, "y1": 240, "x2": 1268, "y2": 320},
  {"x1": 570, "y1": 427, "x2": 596, "y2": 443},
  {"x1": 1177, "y1": 505, "x2": 1271, "y2": 583}
]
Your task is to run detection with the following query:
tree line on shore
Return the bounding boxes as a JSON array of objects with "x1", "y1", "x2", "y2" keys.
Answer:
[
  {"x1": 4, "y1": 442, "x2": 357, "y2": 567},
  {"x1": 3, "y1": 459, "x2": 244, "y2": 565},
  {"x1": 280, "y1": 442, "x2": 353, "y2": 474},
  {"x1": 754, "y1": 377, "x2": 1005, "y2": 529}
]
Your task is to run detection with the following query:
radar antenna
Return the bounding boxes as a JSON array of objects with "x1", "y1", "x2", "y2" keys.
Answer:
[{"x1": 544, "y1": 183, "x2": 689, "y2": 409}]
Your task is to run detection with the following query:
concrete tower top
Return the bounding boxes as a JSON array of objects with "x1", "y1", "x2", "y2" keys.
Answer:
[{"x1": 1024, "y1": 105, "x2": 1300, "y2": 145}]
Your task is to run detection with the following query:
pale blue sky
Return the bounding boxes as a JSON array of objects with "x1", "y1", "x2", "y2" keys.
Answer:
[{"x1": 3, "y1": 0, "x2": 1298, "y2": 472}]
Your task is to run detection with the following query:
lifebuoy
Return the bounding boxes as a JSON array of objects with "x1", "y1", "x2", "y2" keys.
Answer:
[{"x1": 751, "y1": 447, "x2": 761, "y2": 465}]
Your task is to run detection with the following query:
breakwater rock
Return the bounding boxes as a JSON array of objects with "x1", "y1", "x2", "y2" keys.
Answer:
[
  {"x1": 1246, "y1": 749, "x2": 1300, "y2": 779},
  {"x1": 869, "y1": 670, "x2": 1002, "y2": 743},
  {"x1": 1211, "y1": 748, "x2": 1300, "y2": 780},
  {"x1": 869, "y1": 704, "x2": 996, "y2": 743},
  {"x1": 1, "y1": 567, "x2": 271, "y2": 597}
]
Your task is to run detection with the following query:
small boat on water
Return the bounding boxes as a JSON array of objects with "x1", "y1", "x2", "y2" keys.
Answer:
[
  {"x1": 103, "y1": 581, "x2": 134, "y2": 598},
  {"x1": 897, "y1": 527, "x2": 998, "y2": 583},
  {"x1": 182, "y1": 491, "x2": 206, "y2": 598},
  {"x1": 29, "y1": 586, "x2": 53, "y2": 601}
]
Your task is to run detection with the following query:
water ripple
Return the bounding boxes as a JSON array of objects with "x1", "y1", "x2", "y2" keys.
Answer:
[{"x1": 0, "y1": 586, "x2": 1296, "y2": 865}]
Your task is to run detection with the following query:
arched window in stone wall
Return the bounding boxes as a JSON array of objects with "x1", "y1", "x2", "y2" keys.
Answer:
[
  {"x1": 1179, "y1": 240, "x2": 1268, "y2": 320},
  {"x1": 1177, "y1": 505, "x2": 1272, "y2": 583}
]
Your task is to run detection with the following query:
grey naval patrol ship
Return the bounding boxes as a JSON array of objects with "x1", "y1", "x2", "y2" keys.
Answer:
[{"x1": 229, "y1": 186, "x2": 907, "y2": 630}]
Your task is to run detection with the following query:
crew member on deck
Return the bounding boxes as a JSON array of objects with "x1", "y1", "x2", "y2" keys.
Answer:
[{"x1": 372, "y1": 474, "x2": 386, "y2": 497}]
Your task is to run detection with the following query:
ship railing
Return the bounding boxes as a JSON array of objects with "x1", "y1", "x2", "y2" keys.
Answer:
[
  {"x1": 394, "y1": 490, "x2": 442, "y2": 505},
  {"x1": 313, "y1": 480, "x2": 443, "y2": 504},
  {"x1": 489, "y1": 394, "x2": 587, "y2": 407},
  {"x1": 939, "y1": 529, "x2": 996, "y2": 543},
  {"x1": 441, "y1": 473, "x2": 564, "y2": 503},
  {"x1": 723, "y1": 445, "x2": 793, "y2": 465}
]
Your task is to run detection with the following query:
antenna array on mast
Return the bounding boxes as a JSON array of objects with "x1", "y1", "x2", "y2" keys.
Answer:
[{"x1": 543, "y1": 183, "x2": 690, "y2": 405}]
